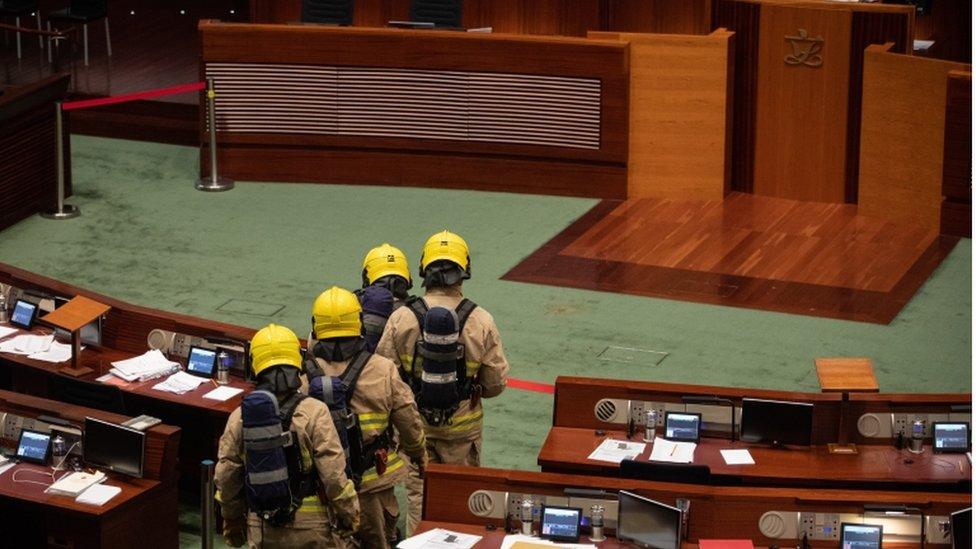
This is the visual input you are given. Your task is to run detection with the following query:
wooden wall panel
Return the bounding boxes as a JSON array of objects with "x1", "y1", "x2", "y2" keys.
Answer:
[
  {"x1": 844, "y1": 11, "x2": 913, "y2": 203},
  {"x1": 591, "y1": 30, "x2": 733, "y2": 199},
  {"x1": 940, "y1": 70, "x2": 971, "y2": 237},
  {"x1": 753, "y1": 5, "x2": 852, "y2": 202},
  {"x1": 858, "y1": 45, "x2": 970, "y2": 229},
  {"x1": 713, "y1": 0, "x2": 760, "y2": 193},
  {"x1": 606, "y1": 0, "x2": 713, "y2": 35}
]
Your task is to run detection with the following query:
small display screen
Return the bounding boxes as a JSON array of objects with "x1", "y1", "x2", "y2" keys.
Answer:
[
  {"x1": 10, "y1": 300, "x2": 38, "y2": 329},
  {"x1": 665, "y1": 412, "x2": 701, "y2": 442},
  {"x1": 16, "y1": 429, "x2": 51, "y2": 465},
  {"x1": 934, "y1": 423, "x2": 970, "y2": 453},
  {"x1": 841, "y1": 523, "x2": 882, "y2": 549},
  {"x1": 539, "y1": 506, "x2": 581, "y2": 542},
  {"x1": 186, "y1": 346, "x2": 218, "y2": 378}
]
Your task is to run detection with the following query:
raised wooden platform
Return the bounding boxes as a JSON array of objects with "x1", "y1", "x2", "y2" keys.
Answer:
[{"x1": 503, "y1": 193, "x2": 959, "y2": 324}]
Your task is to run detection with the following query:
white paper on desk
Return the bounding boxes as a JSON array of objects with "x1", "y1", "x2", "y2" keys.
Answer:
[
  {"x1": 649, "y1": 437, "x2": 696, "y2": 464},
  {"x1": 500, "y1": 535, "x2": 596, "y2": 549},
  {"x1": 398, "y1": 528, "x2": 482, "y2": 549},
  {"x1": 153, "y1": 371, "x2": 208, "y2": 394},
  {"x1": 203, "y1": 386, "x2": 244, "y2": 401},
  {"x1": 76, "y1": 483, "x2": 122, "y2": 506},
  {"x1": 28, "y1": 341, "x2": 75, "y2": 363},
  {"x1": 587, "y1": 438, "x2": 646, "y2": 464},
  {"x1": 720, "y1": 449, "x2": 755, "y2": 465},
  {"x1": 0, "y1": 334, "x2": 54, "y2": 355},
  {"x1": 111, "y1": 350, "x2": 180, "y2": 381},
  {"x1": 0, "y1": 325, "x2": 18, "y2": 339}
]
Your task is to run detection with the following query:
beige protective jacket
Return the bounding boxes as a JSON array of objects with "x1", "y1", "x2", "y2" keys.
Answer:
[
  {"x1": 215, "y1": 396, "x2": 360, "y2": 540},
  {"x1": 306, "y1": 347, "x2": 427, "y2": 494},
  {"x1": 375, "y1": 285, "x2": 510, "y2": 442}
]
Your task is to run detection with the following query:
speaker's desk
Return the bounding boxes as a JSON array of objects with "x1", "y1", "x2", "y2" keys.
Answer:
[
  {"x1": 0, "y1": 390, "x2": 180, "y2": 548},
  {"x1": 538, "y1": 427, "x2": 971, "y2": 492}
]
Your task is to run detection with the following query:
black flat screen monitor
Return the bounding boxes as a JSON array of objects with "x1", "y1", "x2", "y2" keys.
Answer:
[
  {"x1": 539, "y1": 505, "x2": 582, "y2": 543},
  {"x1": 10, "y1": 300, "x2": 38, "y2": 329},
  {"x1": 664, "y1": 412, "x2": 701, "y2": 442},
  {"x1": 185, "y1": 346, "x2": 218, "y2": 378},
  {"x1": 933, "y1": 422, "x2": 970, "y2": 453},
  {"x1": 739, "y1": 398, "x2": 813, "y2": 446},
  {"x1": 16, "y1": 429, "x2": 51, "y2": 465},
  {"x1": 951, "y1": 508, "x2": 971, "y2": 549},
  {"x1": 83, "y1": 417, "x2": 145, "y2": 477},
  {"x1": 840, "y1": 523, "x2": 882, "y2": 549},
  {"x1": 617, "y1": 490, "x2": 682, "y2": 549}
]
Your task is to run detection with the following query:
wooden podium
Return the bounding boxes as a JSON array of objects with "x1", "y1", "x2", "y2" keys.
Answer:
[
  {"x1": 815, "y1": 357, "x2": 879, "y2": 454},
  {"x1": 39, "y1": 295, "x2": 110, "y2": 377}
]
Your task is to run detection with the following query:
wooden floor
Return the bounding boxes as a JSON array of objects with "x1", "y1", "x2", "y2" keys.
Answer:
[{"x1": 504, "y1": 193, "x2": 959, "y2": 324}]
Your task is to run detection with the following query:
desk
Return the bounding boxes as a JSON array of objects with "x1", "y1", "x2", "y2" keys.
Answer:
[
  {"x1": 0, "y1": 389, "x2": 179, "y2": 548},
  {"x1": 537, "y1": 427, "x2": 971, "y2": 492},
  {"x1": 414, "y1": 522, "x2": 636, "y2": 548}
]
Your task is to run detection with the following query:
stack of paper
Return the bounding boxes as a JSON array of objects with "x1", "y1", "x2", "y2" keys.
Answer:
[
  {"x1": 46, "y1": 470, "x2": 107, "y2": 497},
  {"x1": 153, "y1": 371, "x2": 209, "y2": 394},
  {"x1": 0, "y1": 334, "x2": 54, "y2": 355},
  {"x1": 500, "y1": 535, "x2": 596, "y2": 549},
  {"x1": 720, "y1": 449, "x2": 755, "y2": 465},
  {"x1": 203, "y1": 386, "x2": 244, "y2": 401},
  {"x1": 587, "y1": 438, "x2": 646, "y2": 464},
  {"x1": 110, "y1": 350, "x2": 180, "y2": 382},
  {"x1": 76, "y1": 483, "x2": 122, "y2": 506},
  {"x1": 0, "y1": 325, "x2": 18, "y2": 339},
  {"x1": 649, "y1": 437, "x2": 696, "y2": 464},
  {"x1": 397, "y1": 528, "x2": 482, "y2": 549},
  {"x1": 27, "y1": 341, "x2": 74, "y2": 363}
]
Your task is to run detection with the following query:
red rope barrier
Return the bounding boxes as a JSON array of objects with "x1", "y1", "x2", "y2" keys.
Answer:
[
  {"x1": 61, "y1": 81, "x2": 206, "y2": 111},
  {"x1": 508, "y1": 378, "x2": 555, "y2": 394}
]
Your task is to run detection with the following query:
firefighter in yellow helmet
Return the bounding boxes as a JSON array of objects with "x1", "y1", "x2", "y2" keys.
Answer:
[
  {"x1": 376, "y1": 230, "x2": 510, "y2": 533},
  {"x1": 215, "y1": 323, "x2": 360, "y2": 548},
  {"x1": 304, "y1": 287, "x2": 428, "y2": 548},
  {"x1": 361, "y1": 243, "x2": 413, "y2": 309}
]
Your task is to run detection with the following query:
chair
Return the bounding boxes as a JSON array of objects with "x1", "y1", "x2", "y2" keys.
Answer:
[
  {"x1": 619, "y1": 459, "x2": 712, "y2": 485},
  {"x1": 302, "y1": 0, "x2": 353, "y2": 26},
  {"x1": 0, "y1": 0, "x2": 43, "y2": 59},
  {"x1": 49, "y1": 374, "x2": 126, "y2": 414},
  {"x1": 46, "y1": 0, "x2": 110, "y2": 66},
  {"x1": 410, "y1": 0, "x2": 462, "y2": 28}
]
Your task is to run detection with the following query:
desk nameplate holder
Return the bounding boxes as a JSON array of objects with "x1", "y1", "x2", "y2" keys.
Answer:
[
  {"x1": 815, "y1": 357, "x2": 880, "y2": 455},
  {"x1": 39, "y1": 295, "x2": 111, "y2": 377}
]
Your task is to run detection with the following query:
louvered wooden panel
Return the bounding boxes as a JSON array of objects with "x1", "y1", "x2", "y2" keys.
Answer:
[{"x1": 204, "y1": 62, "x2": 602, "y2": 149}]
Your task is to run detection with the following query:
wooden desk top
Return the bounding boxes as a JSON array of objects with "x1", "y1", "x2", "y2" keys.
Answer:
[
  {"x1": 815, "y1": 358, "x2": 879, "y2": 393},
  {"x1": 538, "y1": 427, "x2": 971, "y2": 490},
  {"x1": 0, "y1": 462, "x2": 161, "y2": 516},
  {"x1": 0, "y1": 326, "x2": 247, "y2": 416}
]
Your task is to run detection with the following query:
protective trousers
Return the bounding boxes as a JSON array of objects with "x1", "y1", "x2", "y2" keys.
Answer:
[{"x1": 405, "y1": 438, "x2": 482, "y2": 535}]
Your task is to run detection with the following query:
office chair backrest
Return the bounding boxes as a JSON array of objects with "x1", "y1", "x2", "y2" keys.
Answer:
[
  {"x1": 302, "y1": 0, "x2": 354, "y2": 25},
  {"x1": 410, "y1": 0, "x2": 462, "y2": 28},
  {"x1": 619, "y1": 459, "x2": 712, "y2": 485},
  {"x1": 50, "y1": 374, "x2": 126, "y2": 415}
]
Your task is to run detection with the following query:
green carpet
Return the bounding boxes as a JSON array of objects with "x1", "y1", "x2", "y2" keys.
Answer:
[{"x1": 0, "y1": 137, "x2": 970, "y2": 547}]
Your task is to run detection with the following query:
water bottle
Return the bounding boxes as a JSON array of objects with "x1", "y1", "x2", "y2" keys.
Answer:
[
  {"x1": 217, "y1": 351, "x2": 231, "y2": 385},
  {"x1": 0, "y1": 292, "x2": 7, "y2": 324},
  {"x1": 589, "y1": 504, "x2": 606, "y2": 542},
  {"x1": 644, "y1": 409, "x2": 657, "y2": 442},
  {"x1": 908, "y1": 419, "x2": 925, "y2": 454},
  {"x1": 520, "y1": 498, "x2": 534, "y2": 535},
  {"x1": 52, "y1": 434, "x2": 67, "y2": 466}
]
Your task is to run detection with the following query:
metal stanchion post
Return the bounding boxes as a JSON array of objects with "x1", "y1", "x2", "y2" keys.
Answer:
[
  {"x1": 200, "y1": 459, "x2": 215, "y2": 549},
  {"x1": 196, "y1": 77, "x2": 234, "y2": 192},
  {"x1": 41, "y1": 101, "x2": 81, "y2": 220}
]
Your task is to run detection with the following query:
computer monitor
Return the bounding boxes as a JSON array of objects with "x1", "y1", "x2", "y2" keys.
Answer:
[
  {"x1": 185, "y1": 346, "x2": 218, "y2": 378},
  {"x1": 617, "y1": 490, "x2": 682, "y2": 549},
  {"x1": 53, "y1": 297, "x2": 102, "y2": 346},
  {"x1": 539, "y1": 505, "x2": 582, "y2": 543},
  {"x1": 933, "y1": 422, "x2": 970, "y2": 453},
  {"x1": 739, "y1": 398, "x2": 814, "y2": 447},
  {"x1": 664, "y1": 412, "x2": 701, "y2": 442},
  {"x1": 16, "y1": 429, "x2": 51, "y2": 465},
  {"x1": 951, "y1": 508, "x2": 971, "y2": 549},
  {"x1": 9, "y1": 299, "x2": 38, "y2": 329},
  {"x1": 840, "y1": 523, "x2": 882, "y2": 549},
  {"x1": 83, "y1": 417, "x2": 145, "y2": 477}
]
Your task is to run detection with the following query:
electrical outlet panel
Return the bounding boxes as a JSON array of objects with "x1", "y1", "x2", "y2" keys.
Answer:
[
  {"x1": 506, "y1": 494, "x2": 548, "y2": 523},
  {"x1": 892, "y1": 413, "x2": 954, "y2": 438},
  {"x1": 799, "y1": 512, "x2": 840, "y2": 541},
  {"x1": 629, "y1": 400, "x2": 646, "y2": 425},
  {"x1": 1, "y1": 414, "x2": 50, "y2": 442},
  {"x1": 171, "y1": 333, "x2": 207, "y2": 359}
]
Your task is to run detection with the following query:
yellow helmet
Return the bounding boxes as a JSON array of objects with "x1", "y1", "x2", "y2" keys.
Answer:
[
  {"x1": 419, "y1": 230, "x2": 470, "y2": 274},
  {"x1": 312, "y1": 286, "x2": 362, "y2": 339},
  {"x1": 249, "y1": 323, "x2": 303, "y2": 377},
  {"x1": 362, "y1": 243, "x2": 412, "y2": 286}
]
